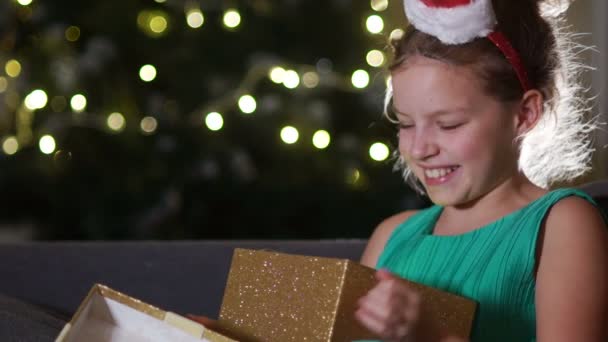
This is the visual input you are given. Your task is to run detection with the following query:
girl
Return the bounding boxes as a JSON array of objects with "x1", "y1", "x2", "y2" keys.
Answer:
[{"x1": 355, "y1": 0, "x2": 608, "y2": 341}]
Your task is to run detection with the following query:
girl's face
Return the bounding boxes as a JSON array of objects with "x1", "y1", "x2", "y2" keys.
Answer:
[{"x1": 392, "y1": 56, "x2": 520, "y2": 206}]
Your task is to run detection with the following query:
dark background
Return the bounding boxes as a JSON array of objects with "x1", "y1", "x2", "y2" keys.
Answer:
[{"x1": 0, "y1": 0, "x2": 431, "y2": 240}]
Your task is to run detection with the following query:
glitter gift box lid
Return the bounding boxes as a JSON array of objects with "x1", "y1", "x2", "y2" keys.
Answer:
[
  {"x1": 218, "y1": 249, "x2": 477, "y2": 341},
  {"x1": 56, "y1": 284, "x2": 236, "y2": 342}
]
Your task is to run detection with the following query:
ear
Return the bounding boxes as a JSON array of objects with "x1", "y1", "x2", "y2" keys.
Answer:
[{"x1": 514, "y1": 89, "x2": 544, "y2": 136}]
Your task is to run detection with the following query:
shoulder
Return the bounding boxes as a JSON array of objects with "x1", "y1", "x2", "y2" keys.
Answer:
[
  {"x1": 360, "y1": 210, "x2": 418, "y2": 268},
  {"x1": 535, "y1": 195, "x2": 608, "y2": 340}
]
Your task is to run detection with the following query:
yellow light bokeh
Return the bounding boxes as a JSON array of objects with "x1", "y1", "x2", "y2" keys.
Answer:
[
  {"x1": 39, "y1": 135, "x2": 56, "y2": 155},
  {"x1": 107, "y1": 112, "x2": 126, "y2": 132},
  {"x1": 346, "y1": 168, "x2": 362, "y2": 185},
  {"x1": 269, "y1": 67, "x2": 286, "y2": 84},
  {"x1": 366, "y1": 15, "x2": 384, "y2": 34},
  {"x1": 24, "y1": 89, "x2": 48, "y2": 110},
  {"x1": 366, "y1": 49, "x2": 385, "y2": 67},
  {"x1": 5, "y1": 60, "x2": 21, "y2": 78},
  {"x1": 223, "y1": 9, "x2": 241, "y2": 29},
  {"x1": 65, "y1": 26, "x2": 80, "y2": 42},
  {"x1": 389, "y1": 28, "x2": 405, "y2": 41},
  {"x1": 369, "y1": 142, "x2": 390, "y2": 161},
  {"x1": 238, "y1": 95, "x2": 256, "y2": 114},
  {"x1": 280, "y1": 126, "x2": 299, "y2": 144},
  {"x1": 283, "y1": 70, "x2": 300, "y2": 89},
  {"x1": 351, "y1": 70, "x2": 370, "y2": 89},
  {"x1": 139, "y1": 64, "x2": 157, "y2": 82},
  {"x1": 205, "y1": 112, "x2": 224, "y2": 131},
  {"x1": 302, "y1": 71, "x2": 320, "y2": 88},
  {"x1": 371, "y1": 0, "x2": 389, "y2": 11},
  {"x1": 186, "y1": 10, "x2": 204, "y2": 28},
  {"x1": 2, "y1": 136, "x2": 18, "y2": 155},
  {"x1": 312, "y1": 130, "x2": 331, "y2": 149},
  {"x1": 149, "y1": 16, "x2": 168, "y2": 33},
  {"x1": 70, "y1": 94, "x2": 87, "y2": 112},
  {"x1": 17, "y1": 0, "x2": 33, "y2": 6},
  {"x1": 140, "y1": 116, "x2": 158, "y2": 134},
  {"x1": 0, "y1": 77, "x2": 7, "y2": 93}
]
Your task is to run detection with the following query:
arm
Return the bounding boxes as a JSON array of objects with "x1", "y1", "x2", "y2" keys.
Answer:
[
  {"x1": 360, "y1": 210, "x2": 417, "y2": 267},
  {"x1": 536, "y1": 197, "x2": 608, "y2": 341}
]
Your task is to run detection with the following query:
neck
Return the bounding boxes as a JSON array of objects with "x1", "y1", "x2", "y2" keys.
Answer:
[{"x1": 442, "y1": 172, "x2": 547, "y2": 226}]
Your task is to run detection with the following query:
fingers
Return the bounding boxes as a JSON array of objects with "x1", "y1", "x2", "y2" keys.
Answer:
[{"x1": 355, "y1": 273, "x2": 422, "y2": 341}]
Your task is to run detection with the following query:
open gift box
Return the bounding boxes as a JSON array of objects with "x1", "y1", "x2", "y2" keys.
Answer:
[
  {"x1": 218, "y1": 248, "x2": 477, "y2": 341},
  {"x1": 56, "y1": 284, "x2": 236, "y2": 342}
]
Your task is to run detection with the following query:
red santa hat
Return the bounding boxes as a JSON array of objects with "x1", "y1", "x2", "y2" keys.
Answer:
[{"x1": 403, "y1": 0, "x2": 532, "y2": 91}]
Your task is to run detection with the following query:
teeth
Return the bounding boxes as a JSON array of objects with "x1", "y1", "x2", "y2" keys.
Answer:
[{"x1": 424, "y1": 166, "x2": 457, "y2": 179}]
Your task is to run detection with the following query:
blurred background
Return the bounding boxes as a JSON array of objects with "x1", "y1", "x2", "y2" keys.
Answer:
[{"x1": 0, "y1": 0, "x2": 604, "y2": 241}]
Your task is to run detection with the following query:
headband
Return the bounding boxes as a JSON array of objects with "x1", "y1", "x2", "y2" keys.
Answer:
[{"x1": 403, "y1": 0, "x2": 532, "y2": 91}]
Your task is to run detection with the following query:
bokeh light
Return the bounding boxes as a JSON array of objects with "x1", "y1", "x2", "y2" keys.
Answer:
[
  {"x1": 312, "y1": 130, "x2": 331, "y2": 149},
  {"x1": 366, "y1": 15, "x2": 384, "y2": 34},
  {"x1": 351, "y1": 70, "x2": 370, "y2": 89},
  {"x1": 70, "y1": 94, "x2": 87, "y2": 112},
  {"x1": 369, "y1": 142, "x2": 390, "y2": 161},
  {"x1": 139, "y1": 64, "x2": 157, "y2": 82},
  {"x1": 39, "y1": 135, "x2": 56, "y2": 155},
  {"x1": 205, "y1": 112, "x2": 224, "y2": 131},
  {"x1": 238, "y1": 95, "x2": 256, "y2": 114},
  {"x1": 107, "y1": 112, "x2": 126, "y2": 132},
  {"x1": 280, "y1": 126, "x2": 299, "y2": 144}
]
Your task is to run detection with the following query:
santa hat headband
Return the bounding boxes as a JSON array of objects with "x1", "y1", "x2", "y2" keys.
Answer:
[{"x1": 404, "y1": 0, "x2": 532, "y2": 91}]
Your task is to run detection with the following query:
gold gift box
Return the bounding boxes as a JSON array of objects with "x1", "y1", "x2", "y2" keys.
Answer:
[
  {"x1": 219, "y1": 249, "x2": 476, "y2": 341},
  {"x1": 56, "y1": 284, "x2": 236, "y2": 342}
]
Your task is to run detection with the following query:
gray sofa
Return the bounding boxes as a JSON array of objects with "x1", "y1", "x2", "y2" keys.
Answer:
[{"x1": 0, "y1": 240, "x2": 367, "y2": 341}]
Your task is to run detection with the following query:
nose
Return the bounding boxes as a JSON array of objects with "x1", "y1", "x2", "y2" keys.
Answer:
[{"x1": 402, "y1": 129, "x2": 439, "y2": 160}]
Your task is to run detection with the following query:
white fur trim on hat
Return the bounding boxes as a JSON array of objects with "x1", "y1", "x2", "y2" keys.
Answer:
[{"x1": 403, "y1": 0, "x2": 497, "y2": 44}]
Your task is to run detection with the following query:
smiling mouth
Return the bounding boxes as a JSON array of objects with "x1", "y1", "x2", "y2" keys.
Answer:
[{"x1": 423, "y1": 166, "x2": 459, "y2": 179}]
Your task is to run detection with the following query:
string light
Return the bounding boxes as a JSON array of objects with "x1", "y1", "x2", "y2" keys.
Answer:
[
  {"x1": 2, "y1": 136, "x2": 18, "y2": 155},
  {"x1": 351, "y1": 70, "x2": 370, "y2": 89},
  {"x1": 223, "y1": 9, "x2": 241, "y2": 29},
  {"x1": 39, "y1": 135, "x2": 56, "y2": 155},
  {"x1": 139, "y1": 64, "x2": 157, "y2": 82},
  {"x1": 312, "y1": 130, "x2": 331, "y2": 149},
  {"x1": 205, "y1": 112, "x2": 224, "y2": 131},
  {"x1": 366, "y1": 15, "x2": 384, "y2": 34},
  {"x1": 24, "y1": 89, "x2": 48, "y2": 110},
  {"x1": 280, "y1": 126, "x2": 299, "y2": 144},
  {"x1": 366, "y1": 50, "x2": 385, "y2": 67},
  {"x1": 283, "y1": 70, "x2": 300, "y2": 89},
  {"x1": 186, "y1": 9, "x2": 204, "y2": 28},
  {"x1": 371, "y1": 0, "x2": 389, "y2": 11},
  {"x1": 302, "y1": 71, "x2": 320, "y2": 88},
  {"x1": 5, "y1": 60, "x2": 21, "y2": 78},
  {"x1": 150, "y1": 15, "x2": 168, "y2": 33},
  {"x1": 389, "y1": 28, "x2": 405, "y2": 41},
  {"x1": 140, "y1": 116, "x2": 158, "y2": 134},
  {"x1": 70, "y1": 94, "x2": 87, "y2": 113},
  {"x1": 269, "y1": 67, "x2": 286, "y2": 84},
  {"x1": 107, "y1": 112, "x2": 126, "y2": 132},
  {"x1": 65, "y1": 26, "x2": 80, "y2": 42},
  {"x1": 238, "y1": 95, "x2": 256, "y2": 114},
  {"x1": 369, "y1": 142, "x2": 390, "y2": 161}
]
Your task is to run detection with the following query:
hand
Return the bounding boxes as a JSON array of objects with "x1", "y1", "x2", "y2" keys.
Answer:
[{"x1": 355, "y1": 269, "x2": 422, "y2": 342}]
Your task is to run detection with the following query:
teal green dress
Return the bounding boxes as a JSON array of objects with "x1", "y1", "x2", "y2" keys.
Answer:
[{"x1": 370, "y1": 189, "x2": 599, "y2": 341}]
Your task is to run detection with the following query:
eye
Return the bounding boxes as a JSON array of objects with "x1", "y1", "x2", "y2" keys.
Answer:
[
  {"x1": 439, "y1": 123, "x2": 464, "y2": 130},
  {"x1": 397, "y1": 123, "x2": 414, "y2": 130}
]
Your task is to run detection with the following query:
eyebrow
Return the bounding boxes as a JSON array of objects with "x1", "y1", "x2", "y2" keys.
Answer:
[{"x1": 391, "y1": 105, "x2": 467, "y2": 118}]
